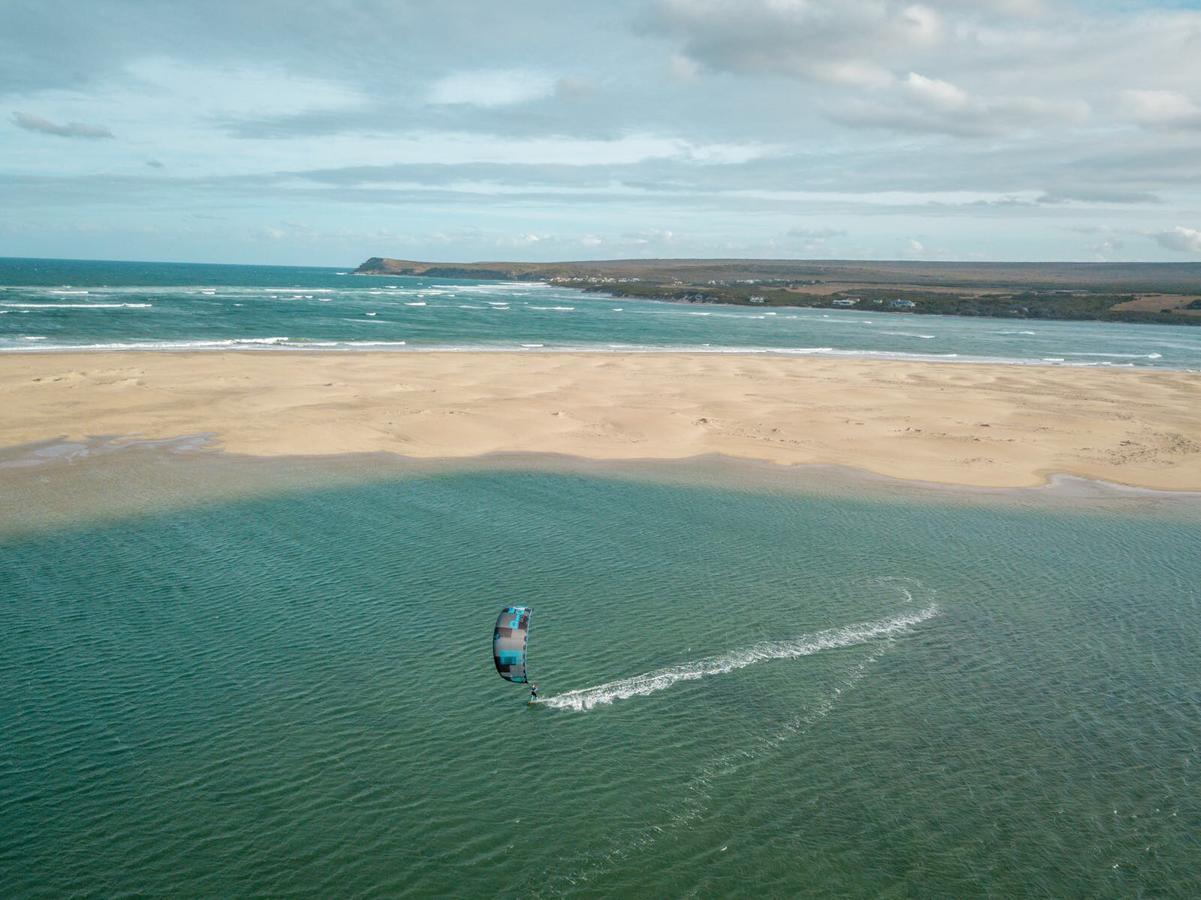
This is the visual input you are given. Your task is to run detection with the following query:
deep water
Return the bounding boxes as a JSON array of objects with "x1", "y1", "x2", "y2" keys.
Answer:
[
  {"x1": 2, "y1": 464, "x2": 1199, "y2": 897},
  {"x1": 2, "y1": 256, "x2": 1199, "y2": 367}
]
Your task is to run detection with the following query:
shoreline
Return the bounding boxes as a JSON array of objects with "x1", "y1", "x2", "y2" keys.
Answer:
[
  {"x1": 2, "y1": 350, "x2": 1199, "y2": 492},
  {"x1": 0, "y1": 340, "x2": 1195, "y2": 373},
  {"x1": 4, "y1": 438, "x2": 1199, "y2": 541}
]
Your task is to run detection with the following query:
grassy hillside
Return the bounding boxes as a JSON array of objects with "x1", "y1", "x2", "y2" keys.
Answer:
[{"x1": 354, "y1": 257, "x2": 1201, "y2": 325}]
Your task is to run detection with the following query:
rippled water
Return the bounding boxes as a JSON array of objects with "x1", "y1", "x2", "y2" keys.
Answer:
[
  {"x1": 2, "y1": 462, "x2": 1199, "y2": 896},
  {"x1": 2, "y1": 257, "x2": 1199, "y2": 367}
]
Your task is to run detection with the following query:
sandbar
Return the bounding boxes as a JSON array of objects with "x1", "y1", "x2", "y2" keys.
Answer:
[{"x1": 1, "y1": 351, "x2": 1199, "y2": 490}]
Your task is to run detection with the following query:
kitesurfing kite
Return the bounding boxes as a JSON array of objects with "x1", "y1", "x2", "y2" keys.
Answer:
[{"x1": 493, "y1": 606, "x2": 534, "y2": 696}]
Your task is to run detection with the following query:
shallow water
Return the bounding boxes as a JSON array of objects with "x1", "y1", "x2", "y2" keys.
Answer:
[
  {"x1": 2, "y1": 257, "x2": 1199, "y2": 368},
  {"x1": 2, "y1": 456, "x2": 1199, "y2": 896}
]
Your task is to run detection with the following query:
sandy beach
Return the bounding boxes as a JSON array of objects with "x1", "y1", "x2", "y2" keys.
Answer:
[{"x1": 2, "y1": 351, "x2": 1199, "y2": 489}]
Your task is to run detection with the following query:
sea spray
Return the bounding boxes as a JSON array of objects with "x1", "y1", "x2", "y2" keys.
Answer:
[{"x1": 542, "y1": 603, "x2": 940, "y2": 711}]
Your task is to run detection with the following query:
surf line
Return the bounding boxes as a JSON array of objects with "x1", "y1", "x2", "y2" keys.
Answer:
[{"x1": 541, "y1": 604, "x2": 939, "y2": 712}]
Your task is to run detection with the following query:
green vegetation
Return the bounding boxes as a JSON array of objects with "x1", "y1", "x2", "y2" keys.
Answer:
[
  {"x1": 355, "y1": 257, "x2": 1201, "y2": 326},
  {"x1": 586, "y1": 282, "x2": 1201, "y2": 326}
]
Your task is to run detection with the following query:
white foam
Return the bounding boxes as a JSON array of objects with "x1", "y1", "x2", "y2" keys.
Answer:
[
  {"x1": 1063, "y1": 351, "x2": 1162, "y2": 360},
  {"x1": 47, "y1": 290, "x2": 89, "y2": 295},
  {"x1": 405, "y1": 301, "x2": 427, "y2": 307},
  {"x1": 997, "y1": 330, "x2": 1037, "y2": 335},
  {"x1": 448, "y1": 281, "x2": 546, "y2": 293},
  {"x1": 0, "y1": 302, "x2": 152, "y2": 309},
  {"x1": 0, "y1": 337, "x2": 289, "y2": 352},
  {"x1": 881, "y1": 331, "x2": 935, "y2": 339},
  {"x1": 541, "y1": 605, "x2": 939, "y2": 711},
  {"x1": 527, "y1": 305, "x2": 575, "y2": 311}
]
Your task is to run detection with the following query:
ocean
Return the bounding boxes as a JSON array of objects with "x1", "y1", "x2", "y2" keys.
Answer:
[
  {"x1": 3, "y1": 257, "x2": 1199, "y2": 896},
  {"x1": 2, "y1": 449, "x2": 1199, "y2": 897},
  {"x1": 2, "y1": 257, "x2": 1199, "y2": 368}
]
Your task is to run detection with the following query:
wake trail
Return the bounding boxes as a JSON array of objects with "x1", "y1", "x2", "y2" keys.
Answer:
[{"x1": 541, "y1": 603, "x2": 939, "y2": 711}]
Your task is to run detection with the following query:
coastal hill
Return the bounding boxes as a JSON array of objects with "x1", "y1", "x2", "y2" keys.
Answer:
[{"x1": 354, "y1": 257, "x2": 1201, "y2": 325}]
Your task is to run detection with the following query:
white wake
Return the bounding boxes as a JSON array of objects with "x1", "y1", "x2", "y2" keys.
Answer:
[{"x1": 541, "y1": 604, "x2": 939, "y2": 711}]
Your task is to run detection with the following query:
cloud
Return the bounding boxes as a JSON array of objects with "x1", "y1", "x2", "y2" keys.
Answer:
[
  {"x1": 667, "y1": 53, "x2": 699, "y2": 81},
  {"x1": 645, "y1": 0, "x2": 943, "y2": 87},
  {"x1": 787, "y1": 226, "x2": 846, "y2": 239},
  {"x1": 828, "y1": 80, "x2": 1089, "y2": 138},
  {"x1": 427, "y1": 69, "x2": 556, "y2": 107},
  {"x1": 11, "y1": 111, "x2": 113, "y2": 138},
  {"x1": 1037, "y1": 189, "x2": 1161, "y2": 205},
  {"x1": 4, "y1": 1, "x2": 1201, "y2": 264},
  {"x1": 1153, "y1": 226, "x2": 1201, "y2": 254},
  {"x1": 1118, "y1": 89, "x2": 1201, "y2": 129},
  {"x1": 903, "y1": 72, "x2": 969, "y2": 111}
]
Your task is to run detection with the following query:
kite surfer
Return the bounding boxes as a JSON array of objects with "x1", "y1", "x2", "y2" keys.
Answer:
[{"x1": 529, "y1": 683, "x2": 539, "y2": 701}]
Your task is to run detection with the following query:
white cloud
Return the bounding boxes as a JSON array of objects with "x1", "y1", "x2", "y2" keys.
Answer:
[
  {"x1": 829, "y1": 82, "x2": 1088, "y2": 137},
  {"x1": 427, "y1": 69, "x2": 556, "y2": 107},
  {"x1": 788, "y1": 226, "x2": 846, "y2": 240},
  {"x1": 1090, "y1": 236, "x2": 1124, "y2": 260},
  {"x1": 1153, "y1": 226, "x2": 1201, "y2": 253},
  {"x1": 904, "y1": 72, "x2": 969, "y2": 111},
  {"x1": 1119, "y1": 89, "x2": 1201, "y2": 129}
]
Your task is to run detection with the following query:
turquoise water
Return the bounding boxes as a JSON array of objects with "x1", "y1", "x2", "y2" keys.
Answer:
[
  {"x1": 2, "y1": 463, "x2": 1199, "y2": 896},
  {"x1": 2, "y1": 257, "x2": 1199, "y2": 367}
]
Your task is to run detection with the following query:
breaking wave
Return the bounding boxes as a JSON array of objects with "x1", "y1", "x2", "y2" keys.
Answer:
[{"x1": 0, "y1": 302, "x2": 153, "y2": 309}]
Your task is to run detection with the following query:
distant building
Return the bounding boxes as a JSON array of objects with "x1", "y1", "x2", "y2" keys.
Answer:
[
  {"x1": 889, "y1": 298, "x2": 916, "y2": 309},
  {"x1": 832, "y1": 297, "x2": 859, "y2": 307},
  {"x1": 749, "y1": 295, "x2": 765, "y2": 304}
]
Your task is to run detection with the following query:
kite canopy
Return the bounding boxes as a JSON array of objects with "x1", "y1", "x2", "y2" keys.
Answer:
[{"x1": 493, "y1": 606, "x2": 532, "y2": 684}]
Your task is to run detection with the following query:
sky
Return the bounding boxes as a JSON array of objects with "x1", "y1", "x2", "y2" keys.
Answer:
[{"x1": 3, "y1": 0, "x2": 1201, "y2": 266}]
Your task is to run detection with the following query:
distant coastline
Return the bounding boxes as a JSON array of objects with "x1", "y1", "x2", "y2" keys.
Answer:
[{"x1": 354, "y1": 257, "x2": 1201, "y2": 326}]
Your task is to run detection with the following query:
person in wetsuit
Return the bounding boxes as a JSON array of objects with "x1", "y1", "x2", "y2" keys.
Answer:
[{"x1": 529, "y1": 683, "x2": 539, "y2": 701}]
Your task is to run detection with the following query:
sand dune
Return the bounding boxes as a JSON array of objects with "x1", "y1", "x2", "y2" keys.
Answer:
[{"x1": 2, "y1": 351, "x2": 1199, "y2": 489}]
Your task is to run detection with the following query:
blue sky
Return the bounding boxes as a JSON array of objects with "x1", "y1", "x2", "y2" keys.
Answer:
[{"x1": 3, "y1": 0, "x2": 1201, "y2": 265}]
